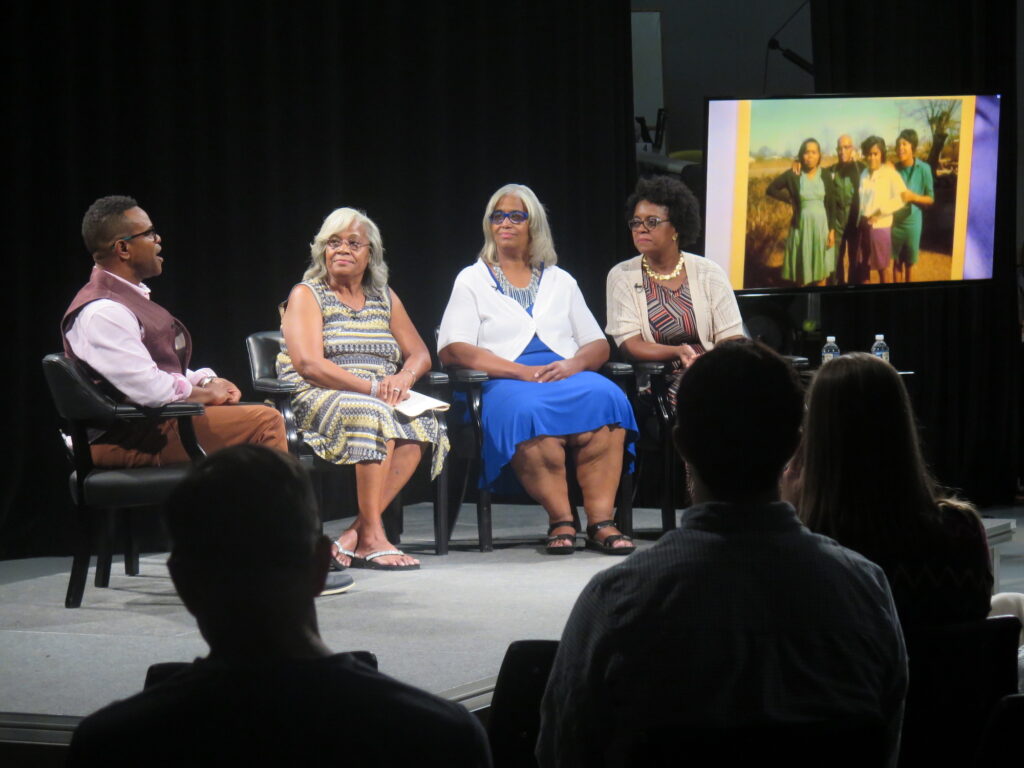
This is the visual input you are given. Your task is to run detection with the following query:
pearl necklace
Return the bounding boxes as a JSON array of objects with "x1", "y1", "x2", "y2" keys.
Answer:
[{"x1": 641, "y1": 253, "x2": 685, "y2": 281}]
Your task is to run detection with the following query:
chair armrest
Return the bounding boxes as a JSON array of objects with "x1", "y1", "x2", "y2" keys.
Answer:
[
  {"x1": 451, "y1": 368, "x2": 489, "y2": 385},
  {"x1": 113, "y1": 402, "x2": 206, "y2": 420},
  {"x1": 602, "y1": 361, "x2": 634, "y2": 378},
  {"x1": 253, "y1": 377, "x2": 298, "y2": 394},
  {"x1": 636, "y1": 361, "x2": 670, "y2": 376},
  {"x1": 424, "y1": 371, "x2": 449, "y2": 387}
]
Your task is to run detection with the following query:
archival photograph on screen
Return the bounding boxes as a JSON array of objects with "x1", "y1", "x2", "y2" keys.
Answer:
[{"x1": 703, "y1": 95, "x2": 1000, "y2": 292}]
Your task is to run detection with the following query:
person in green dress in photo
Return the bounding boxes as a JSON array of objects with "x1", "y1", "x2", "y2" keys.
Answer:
[
  {"x1": 891, "y1": 129, "x2": 935, "y2": 283},
  {"x1": 767, "y1": 138, "x2": 838, "y2": 286}
]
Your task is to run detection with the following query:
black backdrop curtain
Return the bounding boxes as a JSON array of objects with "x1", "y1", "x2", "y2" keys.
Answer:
[
  {"x1": 808, "y1": 0, "x2": 1019, "y2": 505},
  {"x1": 2, "y1": 0, "x2": 635, "y2": 557}
]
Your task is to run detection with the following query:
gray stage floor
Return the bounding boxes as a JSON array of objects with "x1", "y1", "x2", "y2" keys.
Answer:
[
  {"x1": 0, "y1": 504, "x2": 659, "y2": 718},
  {"x1": 1, "y1": 503, "x2": 1021, "y2": 721}
]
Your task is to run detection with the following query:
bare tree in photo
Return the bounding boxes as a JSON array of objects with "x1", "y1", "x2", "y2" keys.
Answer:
[{"x1": 910, "y1": 100, "x2": 961, "y2": 170}]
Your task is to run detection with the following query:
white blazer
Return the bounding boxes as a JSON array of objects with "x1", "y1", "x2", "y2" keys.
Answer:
[{"x1": 437, "y1": 260, "x2": 605, "y2": 361}]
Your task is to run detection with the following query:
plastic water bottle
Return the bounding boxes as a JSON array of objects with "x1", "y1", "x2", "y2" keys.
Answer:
[
  {"x1": 871, "y1": 334, "x2": 890, "y2": 362},
  {"x1": 821, "y1": 336, "x2": 840, "y2": 364}
]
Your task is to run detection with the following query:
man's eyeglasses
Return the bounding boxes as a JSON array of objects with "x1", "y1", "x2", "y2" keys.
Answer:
[
  {"x1": 326, "y1": 237, "x2": 368, "y2": 251},
  {"x1": 627, "y1": 216, "x2": 670, "y2": 231},
  {"x1": 114, "y1": 228, "x2": 159, "y2": 246},
  {"x1": 489, "y1": 210, "x2": 529, "y2": 225}
]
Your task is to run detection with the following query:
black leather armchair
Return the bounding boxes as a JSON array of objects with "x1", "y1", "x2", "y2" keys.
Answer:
[
  {"x1": 245, "y1": 331, "x2": 451, "y2": 555},
  {"x1": 42, "y1": 353, "x2": 206, "y2": 608}
]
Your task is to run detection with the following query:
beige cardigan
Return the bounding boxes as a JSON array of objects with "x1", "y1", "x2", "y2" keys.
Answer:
[{"x1": 605, "y1": 253, "x2": 744, "y2": 349}]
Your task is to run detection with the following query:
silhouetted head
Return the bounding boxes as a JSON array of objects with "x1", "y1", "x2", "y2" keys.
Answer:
[
  {"x1": 798, "y1": 352, "x2": 942, "y2": 549},
  {"x1": 164, "y1": 445, "x2": 330, "y2": 651},
  {"x1": 673, "y1": 339, "x2": 803, "y2": 503}
]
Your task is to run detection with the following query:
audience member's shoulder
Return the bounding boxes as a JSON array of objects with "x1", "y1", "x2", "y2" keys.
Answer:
[
  {"x1": 323, "y1": 654, "x2": 490, "y2": 763},
  {"x1": 806, "y1": 527, "x2": 892, "y2": 588},
  {"x1": 327, "y1": 653, "x2": 468, "y2": 718},
  {"x1": 71, "y1": 655, "x2": 489, "y2": 767}
]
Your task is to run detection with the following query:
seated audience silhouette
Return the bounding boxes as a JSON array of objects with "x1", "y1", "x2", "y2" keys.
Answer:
[
  {"x1": 536, "y1": 340, "x2": 908, "y2": 767},
  {"x1": 68, "y1": 445, "x2": 491, "y2": 766},
  {"x1": 789, "y1": 352, "x2": 1002, "y2": 630}
]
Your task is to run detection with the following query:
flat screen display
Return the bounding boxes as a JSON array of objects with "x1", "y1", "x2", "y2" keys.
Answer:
[{"x1": 703, "y1": 94, "x2": 1001, "y2": 292}]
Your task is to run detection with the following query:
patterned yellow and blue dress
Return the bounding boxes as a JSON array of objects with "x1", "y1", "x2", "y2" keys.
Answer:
[{"x1": 276, "y1": 279, "x2": 448, "y2": 478}]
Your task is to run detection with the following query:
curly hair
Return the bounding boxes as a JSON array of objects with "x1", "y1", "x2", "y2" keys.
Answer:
[
  {"x1": 302, "y1": 207, "x2": 388, "y2": 295},
  {"x1": 81, "y1": 195, "x2": 139, "y2": 256},
  {"x1": 625, "y1": 175, "x2": 701, "y2": 248}
]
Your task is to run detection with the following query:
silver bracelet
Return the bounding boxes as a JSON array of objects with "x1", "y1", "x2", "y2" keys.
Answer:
[{"x1": 369, "y1": 378, "x2": 379, "y2": 398}]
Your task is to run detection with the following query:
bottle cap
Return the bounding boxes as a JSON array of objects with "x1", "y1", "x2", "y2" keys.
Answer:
[
  {"x1": 875, "y1": 334, "x2": 884, "y2": 341},
  {"x1": 826, "y1": 336, "x2": 836, "y2": 342}
]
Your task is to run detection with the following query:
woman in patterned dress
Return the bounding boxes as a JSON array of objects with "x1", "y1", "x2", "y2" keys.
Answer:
[
  {"x1": 606, "y1": 176, "x2": 745, "y2": 413},
  {"x1": 438, "y1": 184, "x2": 637, "y2": 555},
  {"x1": 277, "y1": 208, "x2": 448, "y2": 571}
]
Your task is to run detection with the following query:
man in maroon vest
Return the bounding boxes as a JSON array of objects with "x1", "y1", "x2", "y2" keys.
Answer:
[{"x1": 62, "y1": 195, "x2": 288, "y2": 467}]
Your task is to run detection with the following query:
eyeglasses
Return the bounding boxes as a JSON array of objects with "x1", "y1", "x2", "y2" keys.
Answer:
[
  {"x1": 489, "y1": 210, "x2": 529, "y2": 225},
  {"x1": 114, "y1": 228, "x2": 159, "y2": 246},
  {"x1": 627, "y1": 216, "x2": 670, "y2": 231},
  {"x1": 326, "y1": 237, "x2": 368, "y2": 251}
]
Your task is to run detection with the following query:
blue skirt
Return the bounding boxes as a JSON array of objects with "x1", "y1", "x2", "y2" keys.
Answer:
[{"x1": 476, "y1": 337, "x2": 637, "y2": 493}]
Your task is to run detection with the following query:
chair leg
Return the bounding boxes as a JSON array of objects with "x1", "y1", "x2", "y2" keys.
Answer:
[
  {"x1": 94, "y1": 510, "x2": 115, "y2": 588},
  {"x1": 478, "y1": 487, "x2": 493, "y2": 553},
  {"x1": 616, "y1": 463, "x2": 634, "y2": 537},
  {"x1": 660, "y1": 436, "x2": 677, "y2": 532},
  {"x1": 311, "y1": 469, "x2": 326, "y2": 528},
  {"x1": 123, "y1": 509, "x2": 139, "y2": 576},
  {"x1": 433, "y1": 464, "x2": 449, "y2": 556},
  {"x1": 447, "y1": 459, "x2": 471, "y2": 540},
  {"x1": 65, "y1": 513, "x2": 93, "y2": 609},
  {"x1": 382, "y1": 494, "x2": 402, "y2": 545}
]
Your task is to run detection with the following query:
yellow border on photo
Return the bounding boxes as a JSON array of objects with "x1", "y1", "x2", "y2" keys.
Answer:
[{"x1": 732, "y1": 100, "x2": 750, "y2": 289}]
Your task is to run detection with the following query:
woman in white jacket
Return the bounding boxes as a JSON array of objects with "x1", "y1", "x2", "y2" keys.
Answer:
[
  {"x1": 857, "y1": 136, "x2": 908, "y2": 284},
  {"x1": 438, "y1": 184, "x2": 637, "y2": 555}
]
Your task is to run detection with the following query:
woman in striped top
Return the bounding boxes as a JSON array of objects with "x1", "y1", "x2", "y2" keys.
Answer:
[{"x1": 278, "y1": 208, "x2": 448, "y2": 571}]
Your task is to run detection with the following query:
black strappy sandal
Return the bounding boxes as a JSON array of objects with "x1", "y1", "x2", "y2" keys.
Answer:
[
  {"x1": 585, "y1": 520, "x2": 636, "y2": 556},
  {"x1": 545, "y1": 520, "x2": 578, "y2": 555}
]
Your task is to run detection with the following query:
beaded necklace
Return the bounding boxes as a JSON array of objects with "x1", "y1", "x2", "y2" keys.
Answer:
[
  {"x1": 491, "y1": 264, "x2": 542, "y2": 310},
  {"x1": 641, "y1": 252, "x2": 685, "y2": 281}
]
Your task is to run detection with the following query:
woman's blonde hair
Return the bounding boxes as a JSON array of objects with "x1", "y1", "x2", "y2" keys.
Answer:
[
  {"x1": 478, "y1": 183, "x2": 558, "y2": 268},
  {"x1": 303, "y1": 207, "x2": 388, "y2": 294}
]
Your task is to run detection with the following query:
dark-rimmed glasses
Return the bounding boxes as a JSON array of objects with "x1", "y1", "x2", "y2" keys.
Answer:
[
  {"x1": 489, "y1": 210, "x2": 529, "y2": 225},
  {"x1": 326, "y1": 237, "x2": 368, "y2": 251},
  {"x1": 627, "y1": 216, "x2": 669, "y2": 231},
  {"x1": 113, "y1": 228, "x2": 159, "y2": 246}
]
